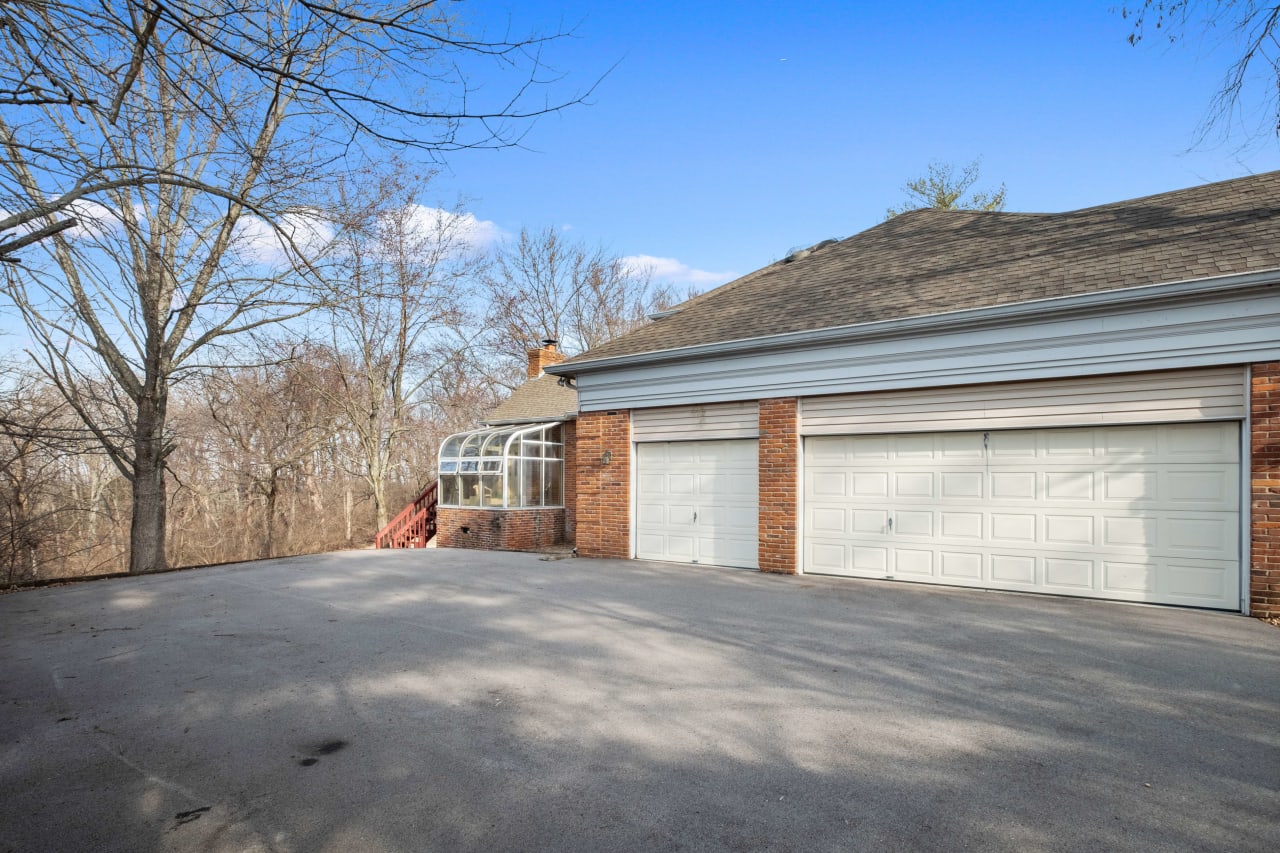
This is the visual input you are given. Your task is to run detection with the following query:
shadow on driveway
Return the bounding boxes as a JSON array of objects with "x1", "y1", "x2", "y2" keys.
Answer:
[{"x1": 1, "y1": 548, "x2": 1277, "y2": 852}]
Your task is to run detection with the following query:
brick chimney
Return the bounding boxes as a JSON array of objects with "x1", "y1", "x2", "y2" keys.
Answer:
[{"x1": 527, "y1": 338, "x2": 565, "y2": 379}]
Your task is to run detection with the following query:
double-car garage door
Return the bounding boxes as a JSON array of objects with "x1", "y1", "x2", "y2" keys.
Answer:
[{"x1": 803, "y1": 423, "x2": 1240, "y2": 609}]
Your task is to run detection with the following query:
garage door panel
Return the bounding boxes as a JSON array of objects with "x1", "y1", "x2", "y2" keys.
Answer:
[
  {"x1": 992, "y1": 513, "x2": 1036, "y2": 543},
  {"x1": 1164, "y1": 515, "x2": 1237, "y2": 557},
  {"x1": 940, "y1": 551, "x2": 983, "y2": 579},
  {"x1": 893, "y1": 549, "x2": 934, "y2": 577},
  {"x1": 893, "y1": 510, "x2": 931, "y2": 536},
  {"x1": 1103, "y1": 561, "x2": 1155, "y2": 594},
  {"x1": 1167, "y1": 469, "x2": 1233, "y2": 505},
  {"x1": 1045, "y1": 430, "x2": 1096, "y2": 457},
  {"x1": 666, "y1": 503, "x2": 696, "y2": 525},
  {"x1": 1165, "y1": 423, "x2": 1232, "y2": 455},
  {"x1": 810, "y1": 507, "x2": 847, "y2": 534},
  {"x1": 1045, "y1": 514, "x2": 1094, "y2": 546},
  {"x1": 894, "y1": 435, "x2": 934, "y2": 458},
  {"x1": 991, "y1": 472, "x2": 1037, "y2": 500},
  {"x1": 1044, "y1": 558, "x2": 1094, "y2": 589},
  {"x1": 1045, "y1": 472, "x2": 1094, "y2": 501},
  {"x1": 941, "y1": 472, "x2": 983, "y2": 499},
  {"x1": 893, "y1": 472, "x2": 933, "y2": 498},
  {"x1": 990, "y1": 432, "x2": 1038, "y2": 457},
  {"x1": 810, "y1": 471, "x2": 846, "y2": 496},
  {"x1": 992, "y1": 554, "x2": 1036, "y2": 584},
  {"x1": 808, "y1": 542, "x2": 848, "y2": 573},
  {"x1": 638, "y1": 474, "x2": 666, "y2": 494},
  {"x1": 852, "y1": 546, "x2": 888, "y2": 573},
  {"x1": 940, "y1": 512, "x2": 983, "y2": 539},
  {"x1": 636, "y1": 503, "x2": 665, "y2": 525},
  {"x1": 804, "y1": 422, "x2": 1240, "y2": 609},
  {"x1": 667, "y1": 474, "x2": 695, "y2": 495},
  {"x1": 1101, "y1": 516, "x2": 1154, "y2": 548},
  {"x1": 664, "y1": 536, "x2": 695, "y2": 560},
  {"x1": 852, "y1": 472, "x2": 889, "y2": 497},
  {"x1": 666, "y1": 444, "x2": 695, "y2": 463},
  {"x1": 1165, "y1": 562, "x2": 1234, "y2": 603}
]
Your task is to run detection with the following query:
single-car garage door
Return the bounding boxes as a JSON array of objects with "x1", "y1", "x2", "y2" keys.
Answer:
[
  {"x1": 804, "y1": 423, "x2": 1240, "y2": 609},
  {"x1": 636, "y1": 440, "x2": 759, "y2": 568}
]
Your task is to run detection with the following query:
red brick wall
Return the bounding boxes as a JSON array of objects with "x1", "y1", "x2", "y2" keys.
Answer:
[
  {"x1": 563, "y1": 420, "x2": 577, "y2": 544},
  {"x1": 758, "y1": 398, "x2": 799, "y2": 574},
  {"x1": 575, "y1": 410, "x2": 631, "y2": 558},
  {"x1": 437, "y1": 507, "x2": 565, "y2": 551},
  {"x1": 1251, "y1": 363, "x2": 1280, "y2": 619}
]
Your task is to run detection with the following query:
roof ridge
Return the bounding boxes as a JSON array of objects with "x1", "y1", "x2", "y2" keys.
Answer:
[{"x1": 1062, "y1": 169, "x2": 1280, "y2": 215}]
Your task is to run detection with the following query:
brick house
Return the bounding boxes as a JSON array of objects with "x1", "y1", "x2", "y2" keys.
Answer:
[{"x1": 440, "y1": 172, "x2": 1280, "y2": 619}]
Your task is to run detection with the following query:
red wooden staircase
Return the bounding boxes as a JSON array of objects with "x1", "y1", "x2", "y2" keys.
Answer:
[{"x1": 375, "y1": 482, "x2": 438, "y2": 548}]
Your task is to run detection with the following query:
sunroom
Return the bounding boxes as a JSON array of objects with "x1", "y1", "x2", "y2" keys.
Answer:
[{"x1": 437, "y1": 422, "x2": 565, "y2": 510}]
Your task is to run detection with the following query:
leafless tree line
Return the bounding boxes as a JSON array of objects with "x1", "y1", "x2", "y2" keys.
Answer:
[{"x1": 0, "y1": 202, "x2": 679, "y2": 584}]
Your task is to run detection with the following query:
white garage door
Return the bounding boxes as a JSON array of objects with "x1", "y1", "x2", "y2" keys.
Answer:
[
  {"x1": 636, "y1": 440, "x2": 759, "y2": 568},
  {"x1": 804, "y1": 423, "x2": 1240, "y2": 609}
]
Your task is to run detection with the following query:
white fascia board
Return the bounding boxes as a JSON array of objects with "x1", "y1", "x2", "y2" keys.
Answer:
[
  {"x1": 569, "y1": 277, "x2": 1280, "y2": 411},
  {"x1": 544, "y1": 270, "x2": 1280, "y2": 377}
]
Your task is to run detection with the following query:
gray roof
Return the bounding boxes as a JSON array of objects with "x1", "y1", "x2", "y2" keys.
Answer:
[
  {"x1": 565, "y1": 171, "x2": 1280, "y2": 365},
  {"x1": 484, "y1": 373, "x2": 578, "y2": 424}
]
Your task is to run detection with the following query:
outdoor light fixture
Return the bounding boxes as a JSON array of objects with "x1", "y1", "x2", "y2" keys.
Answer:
[{"x1": 601, "y1": 450, "x2": 613, "y2": 465}]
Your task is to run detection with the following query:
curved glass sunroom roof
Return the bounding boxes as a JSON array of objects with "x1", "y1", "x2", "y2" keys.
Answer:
[{"x1": 438, "y1": 422, "x2": 565, "y2": 509}]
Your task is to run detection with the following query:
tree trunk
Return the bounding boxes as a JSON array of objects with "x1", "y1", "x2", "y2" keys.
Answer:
[
  {"x1": 262, "y1": 475, "x2": 278, "y2": 559},
  {"x1": 129, "y1": 394, "x2": 168, "y2": 574},
  {"x1": 373, "y1": 484, "x2": 388, "y2": 531},
  {"x1": 344, "y1": 485, "x2": 353, "y2": 545}
]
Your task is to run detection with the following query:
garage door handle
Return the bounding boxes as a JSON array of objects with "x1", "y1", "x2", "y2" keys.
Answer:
[{"x1": 693, "y1": 511, "x2": 697, "y2": 522}]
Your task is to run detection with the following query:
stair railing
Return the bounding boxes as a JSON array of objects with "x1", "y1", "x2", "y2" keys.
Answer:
[{"x1": 374, "y1": 481, "x2": 438, "y2": 548}]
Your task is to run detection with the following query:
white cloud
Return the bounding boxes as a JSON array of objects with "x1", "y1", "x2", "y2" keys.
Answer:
[
  {"x1": 235, "y1": 210, "x2": 335, "y2": 267},
  {"x1": 63, "y1": 200, "x2": 120, "y2": 239},
  {"x1": 620, "y1": 254, "x2": 737, "y2": 287},
  {"x1": 407, "y1": 206, "x2": 506, "y2": 251}
]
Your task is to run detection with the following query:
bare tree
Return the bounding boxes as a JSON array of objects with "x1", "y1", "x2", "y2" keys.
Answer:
[
  {"x1": 1123, "y1": 2, "x2": 1280, "y2": 147},
  {"x1": 483, "y1": 227, "x2": 676, "y2": 383},
  {"x1": 2, "y1": 30, "x2": 327, "y2": 573},
  {"x1": 0, "y1": 0, "x2": 588, "y2": 262},
  {"x1": 0, "y1": 375, "x2": 68, "y2": 582},
  {"x1": 0, "y1": 361, "x2": 118, "y2": 583},
  {"x1": 885, "y1": 159, "x2": 1007, "y2": 219},
  {"x1": 313, "y1": 167, "x2": 481, "y2": 529},
  {"x1": 199, "y1": 357, "x2": 339, "y2": 558}
]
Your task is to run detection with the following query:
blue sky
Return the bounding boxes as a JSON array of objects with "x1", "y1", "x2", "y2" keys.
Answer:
[{"x1": 431, "y1": 0, "x2": 1278, "y2": 287}]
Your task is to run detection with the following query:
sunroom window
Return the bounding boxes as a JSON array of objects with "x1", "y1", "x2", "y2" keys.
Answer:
[{"x1": 438, "y1": 422, "x2": 565, "y2": 509}]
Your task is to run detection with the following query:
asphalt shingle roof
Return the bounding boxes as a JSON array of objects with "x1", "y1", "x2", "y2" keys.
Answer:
[
  {"x1": 484, "y1": 373, "x2": 578, "y2": 424},
  {"x1": 569, "y1": 171, "x2": 1280, "y2": 364}
]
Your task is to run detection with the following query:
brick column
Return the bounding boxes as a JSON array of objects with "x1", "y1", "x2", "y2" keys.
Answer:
[
  {"x1": 1251, "y1": 363, "x2": 1280, "y2": 619},
  {"x1": 562, "y1": 420, "x2": 577, "y2": 543},
  {"x1": 575, "y1": 410, "x2": 631, "y2": 558},
  {"x1": 758, "y1": 397, "x2": 799, "y2": 574}
]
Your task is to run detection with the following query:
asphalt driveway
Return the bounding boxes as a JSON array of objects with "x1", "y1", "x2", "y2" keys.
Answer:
[{"x1": 1, "y1": 549, "x2": 1277, "y2": 852}]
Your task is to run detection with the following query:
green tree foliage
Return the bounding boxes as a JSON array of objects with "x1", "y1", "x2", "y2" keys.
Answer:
[{"x1": 885, "y1": 159, "x2": 1008, "y2": 219}]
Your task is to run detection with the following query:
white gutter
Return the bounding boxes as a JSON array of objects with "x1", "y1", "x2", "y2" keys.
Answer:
[{"x1": 544, "y1": 269, "x2": 1280, "y2": 375}]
